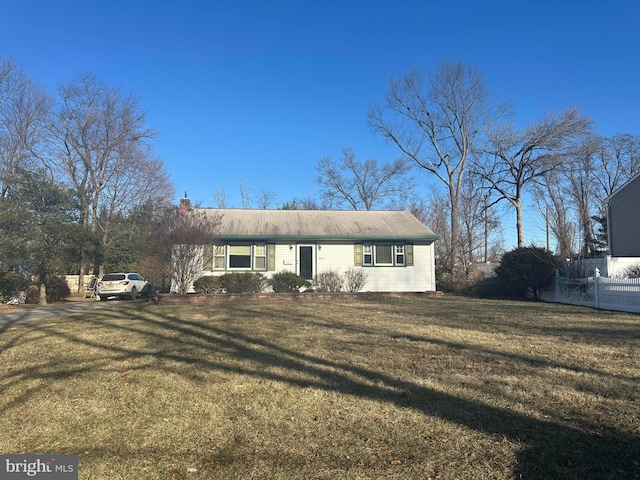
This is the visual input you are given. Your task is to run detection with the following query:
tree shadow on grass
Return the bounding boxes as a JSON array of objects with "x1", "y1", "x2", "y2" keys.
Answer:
[{"x1": 1, "y1": 301, "x2": 639, "y2": 479}]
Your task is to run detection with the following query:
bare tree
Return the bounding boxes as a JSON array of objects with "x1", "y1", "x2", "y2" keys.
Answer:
[
  {"x1": 253, "y1": 188, "x2": 277, "y2": 209},
  {"x1": 459, "y1": 173, "x2": 502, "y2": 266},
  {"x1": 213, "y1": 186, "x2": 227, "y2": 208},
  {"x1": 44, "y1": 72, "x2": 173, "y2": 278},
  {"x1": 535, "y1": 169, "x2": 577, "y2": 258},
  {"x1": 315, "y1": 147, "x2": 413, "y2": 210},
  {"x1": 154, "y1": 202, "x2": 220, "y2": 295},
  {"x1": 281, "y1": 196, "x2": 328, "y2": 210},
  {"x1": 369, "y1": 60, "x2": 497, "y2": 268},
  {"x1": 0, "y1": 58, "x2": 51, "y2": 199},
  {"x1": 388, "y1": 193, "x2": 430, "y2": 224},
  {"x1": 96, "y1": 153, "x2": 173, "y2": 268},
  {"x1": 591, "y1": 133, "x2": 640, "y2": 216},
  {"x1": 558, "y1": 133, "x2": 640, "y2": 256},
  {"x1": 564, "y1": 135, "x2": 602, "y2": 256},
  {"x1": 421, "y1": 188, "x2": 452, "y2": 268},
  {"x1": 476, "y1": 108, "x2": 592, "y2": 247},
  {"x1": 235, "y1": 181, "x2": 277, "y2": 209},
  {"x1": 46, "y1": 72, "x2": 163, "y2": 230}
]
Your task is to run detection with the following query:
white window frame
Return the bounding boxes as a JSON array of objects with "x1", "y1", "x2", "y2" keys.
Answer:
[
  {"x1": 228, "y1": 245, "x2": 252, "y2": 270},
  {"x1": 395, "y1": 245, "x2": 405, "y2": 266},
  {"x1": 374, "y1": 244, "x2": 394, "y2": 266},
  {"x1": 363, "y1": 244, "x2": 373, "y2": 266},
  {"x1": 221, "y1": 244, "x2": 268, "y2": 271},
  {"x1": 213, "y1": 245, "x2": 225, "y2": 270},
  {"x1": 254, "y1": 245, "x2": 267, "y2": 271},
  {"x1": 362, "y1": 243, "x2": 406, "y2": 267}
]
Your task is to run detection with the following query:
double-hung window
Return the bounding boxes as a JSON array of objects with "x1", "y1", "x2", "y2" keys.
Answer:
[
  {"x1": 356, "y1": 243, "x2": 412, "y2": 267},
  {"x1": 374, "y1": 244, "x2": 393, "y2": 265},
  {"x1": 205, "y1": 244, "x2": 273, "y2": 271},
  {"x1": 254, "y1": 245, "x2": 266, "y2": 270},
  {"x1": 213, "y1": 245, "x2": 225, "y2": 269},
  {"x1": 229, "y1": 245, "x2": 251, "y2": 268},
  {"x1": 363, "y1": 245, "x2": 373, "y2": 266},
  {"x1": 222, "y1": 244, "x2": 269, "y2": 271}
]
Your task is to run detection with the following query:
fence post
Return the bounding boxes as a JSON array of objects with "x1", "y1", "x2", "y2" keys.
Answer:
[{"x1": 594, "y1": 268, "x2": 600, "y2": 309}]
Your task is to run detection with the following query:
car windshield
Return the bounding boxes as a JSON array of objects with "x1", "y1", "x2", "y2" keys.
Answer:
[{"x1": 102, "y1": 274, "x2": 126, "y2": 281}]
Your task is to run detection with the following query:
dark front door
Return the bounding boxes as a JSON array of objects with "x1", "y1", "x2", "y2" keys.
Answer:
[{"x1": 299, "y1": 246, "x2": 313, "y2": 280}]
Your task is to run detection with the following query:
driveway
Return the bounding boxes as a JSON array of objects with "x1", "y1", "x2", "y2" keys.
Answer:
[{"x1": 0, "y1": 299, "x2": 146, "y2": 330}]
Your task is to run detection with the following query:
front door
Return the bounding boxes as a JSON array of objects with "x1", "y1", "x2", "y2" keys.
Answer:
[{"x1": 298, "y1": 245, "x2": 314, "y2": 280}]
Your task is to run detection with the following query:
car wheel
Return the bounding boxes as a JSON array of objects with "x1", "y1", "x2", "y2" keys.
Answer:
[
  {"x1": 130, "y1": 287, "x2": 138, "y2": 300},
  {"x1": 99, "y1": 295, "x2": 106, "y2": 301}
]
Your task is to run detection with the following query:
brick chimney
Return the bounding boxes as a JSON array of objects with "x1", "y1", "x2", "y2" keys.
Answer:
[{"x1": 179, "y1": 196, "x2": 191, "y2": 216}]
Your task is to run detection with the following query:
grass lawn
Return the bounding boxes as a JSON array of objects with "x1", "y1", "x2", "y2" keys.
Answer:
[{"x1": 1, "y1": 296, "x2": 638, "y2": 479}]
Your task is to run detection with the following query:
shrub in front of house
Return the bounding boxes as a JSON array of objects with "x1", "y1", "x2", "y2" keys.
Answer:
[
  {"x1": 193, "y1": 276, "x2": 223, "y2": 294},
  {"x1": 25, "y1": 275, "x2": 71, "y2": 304},
  {"x1": 268, "y1": 271, "x2": 311, "y2": 293},
  {"x1": 314, "y1": 271, "x2": 344, "y2": 292},
  {"x1": 622, "y1": 264, "x2": 640, "y2": 279},
  {"x1": 493, "y1": 246, "x2": 558, "y2": 300},
  {"x1": 0, "y1": 271, "x2": 18, "y2": 302},
  {"x1": 218, "y1": 272, "x2": 265, "y2": 293},
  {"x1": 343, "y1": 267, "x2": 367, "y2": 293}
]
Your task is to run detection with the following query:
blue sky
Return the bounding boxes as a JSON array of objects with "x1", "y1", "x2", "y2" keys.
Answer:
[{"x1": 2, "y1": 0, "x2": 639, "y2": 248}]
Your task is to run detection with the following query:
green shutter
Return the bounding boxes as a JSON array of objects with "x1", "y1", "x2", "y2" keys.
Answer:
[
  {"x1": 406, "y1": 244, "x2": 414, "y2": 266},
  {"x1": 354, "y1": 244, "x2": 363, "y2": 266},
  {"x1": 267, "y1": 243, "x2": 276, "y2": 271},
  {"x1": 203, "y1": 245, "x2": 213, "y2": 271}
]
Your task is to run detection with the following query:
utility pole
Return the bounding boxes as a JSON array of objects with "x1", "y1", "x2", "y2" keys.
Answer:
[
  {"x1": 484, "y1": 196, "x2": 489, "y2": 262},
  {"x1": 546, "y1": 206, "x2": 550, "y2": 251}
]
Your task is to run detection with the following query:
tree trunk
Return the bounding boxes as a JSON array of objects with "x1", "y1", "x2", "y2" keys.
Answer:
[
  {"x1": 39, "y1": 282, "x2": 47, "y2": 305},
  {"x1": 516, "y1": 196, "x2": 525, "y2": 248}
]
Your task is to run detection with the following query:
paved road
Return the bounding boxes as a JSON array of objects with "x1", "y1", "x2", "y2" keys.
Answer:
[{"x1": 0, "y1": 300, "x2": 146, "y2": 330}]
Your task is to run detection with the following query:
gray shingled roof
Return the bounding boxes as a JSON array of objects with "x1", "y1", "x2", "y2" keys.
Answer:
[{"x1": 197, "y1": 209, "x2": 438, "y2": 242}]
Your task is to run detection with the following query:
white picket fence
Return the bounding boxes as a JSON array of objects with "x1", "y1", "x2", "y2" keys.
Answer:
[{"x1": 551, "y1": 268, "x2": 640, "y2": 313}]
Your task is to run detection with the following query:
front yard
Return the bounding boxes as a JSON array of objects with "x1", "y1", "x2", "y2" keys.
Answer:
[{"x1": 0, "y1": 296, "x2": 638, "y2": 479}]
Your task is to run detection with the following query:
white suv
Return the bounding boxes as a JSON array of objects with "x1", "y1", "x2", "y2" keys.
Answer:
[{"x1": 96, "y1": 273, "x2": 150, "y2": 300}]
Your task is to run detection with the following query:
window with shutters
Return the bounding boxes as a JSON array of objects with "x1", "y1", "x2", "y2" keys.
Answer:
[
  {"x1": 363, "y1": 245, "x2": 373, "y2": 266},
  {"x1": 395, "y1": 245, "x2": 405, "y2": 265},
  {"x1": 356, "y1": 243, "x2": 412, "y2": 267},
  {"x1": 213, "y1": 245, "x2": 225, "y2": 269},
  {"x1": 254, "y1": 245, "x2": 266, "y2": 270},
  {"x1": 375, "y1": 244, "x2": 393, "y2": 265},
  {"x1": 208, "y1": 244, "x2": 274, "y2": 271}
]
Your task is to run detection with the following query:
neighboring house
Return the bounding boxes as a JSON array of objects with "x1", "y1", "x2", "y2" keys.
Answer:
[
  {"x1": 599, "y1": 172, "x2": 640, "y2": 276},
  {"x1": 191, "y1": 205, "x2": 439, "y2": 292},
  {"x1": 608, "y1": 172, "x2": 640, "y2": 257}
]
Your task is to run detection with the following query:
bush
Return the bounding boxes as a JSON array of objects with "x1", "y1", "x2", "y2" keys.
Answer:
[
  {"x1": 25, "y1": 275, "x2": 71, "y2": 304},
  {"x1": 622, "y1": 264, "x2": 640, "y2": 279},
  {"x1": 343, "y1": 267, "x2": 367, "y2": 293},
  {"x1": 193, "y1": 275, "x2": 222, "y2": 294},
  {"x1": 268, "y1": 271, "x2": 310, "y2": 293},
  {"x1": 493, "y1": 246, "x2": 558, "y2": 300},
  {"x1": 0, "y1": 271, "x2": 18, "y2": 303},
  {"x1": 466, "y1": 276, "x2": 506, "y2": 299},
  {"x1": 218, "y1": 272, "x2": 265, "y2": 293},
  {"x1": 314, "y1": 271, "x2": 344, "y2": 292},
  {"x1": 435, "y1": 266, "x2": 457, "y2": 293}
]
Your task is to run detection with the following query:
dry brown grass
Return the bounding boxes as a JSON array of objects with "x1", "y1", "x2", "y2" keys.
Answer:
[{"x1": 0, "y1": 296, "x2": 638, "y2": 479}]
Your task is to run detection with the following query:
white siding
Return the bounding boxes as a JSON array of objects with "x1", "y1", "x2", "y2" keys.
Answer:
[
  {"x1": 275, "y1": 243, "x2": 297, "y2": 273},
  {"x1": 200, "y1": 241, "x2": 436, "y2": 292},
  {"x1": 609, "y1": 174, "x2": 640, "y2": 256},
  {"x1": 314, "y1": 242, "x2": 436, "y2": 292},
  {"x1": 316, "y1": 244, "x2": 353, "y2": 274},
  {"x1": 356, "y1": 243, "x2": 435, "y2": 292}
]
